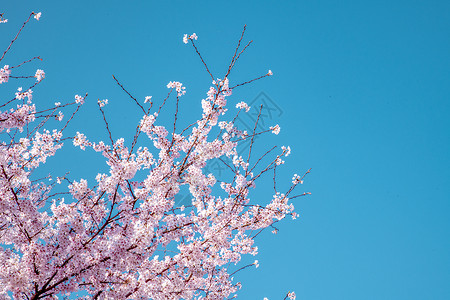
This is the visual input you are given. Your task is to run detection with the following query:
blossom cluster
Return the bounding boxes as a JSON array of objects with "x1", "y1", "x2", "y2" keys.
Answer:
[
  {"x1": 292, "y1": 174, "x2": 303, "y2": 185},
  {"x1": 183, "y1": 33, "x2": 198, "y2": 44},
  {"x1": 236, "y1": 101, "x2": 251, "y2": 112},
  {"x1": 75, "y1": 94, "x2": 85, "y2": 104},
  {"x1": 167, "y1": 81, "x2": 186, "y2": 96},
  {"x1": 97, "y1": 98, "x2": 108, "y2": 107},
  {"x1": 34, "y1": 69, "x2": 45, "y2": 82},
  {"x1": 270, "y1": 124, "x2": 281, "y2": 135},
  {"x1": 0, "y1": 65, "x2": 10, "y2": 84}
]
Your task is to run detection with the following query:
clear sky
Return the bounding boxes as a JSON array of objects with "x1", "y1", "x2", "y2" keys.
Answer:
[{"x1": 1, "y1": 1, "x2": 450, "y2": 299}]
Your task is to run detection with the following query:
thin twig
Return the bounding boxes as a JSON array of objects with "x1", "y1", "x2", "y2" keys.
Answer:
[
  {"x1": 224, "y1": 25, "x2": 247, "y2": 78},
  {"x1": 0, "y1": 12, "x2": 34, "y2": 63},
  {"x1": 112, "y1": 75, "x2": 146, "y2": 115},
  {"x1": 230, "y1": 73, "x2": 270, "y2": 89},
  {"x1": 190, "y1": 39, "x2": 214, "y2": 81},
  {"x1": 10, "y1": 56, "x2": 42, "y2": 69}
]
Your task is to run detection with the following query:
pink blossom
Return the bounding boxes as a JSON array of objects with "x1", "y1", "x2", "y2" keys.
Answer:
[
  {"x1": 270, "y1": 124, "x2": 281, "y2": 135},
  {"x1": 167, "y1": 81, "x2": 186, "y2": 96},
  {"x1": 292, "y1": 174, "x2": 302, "y2": 185},
  {"x1": 34, "y1": 12, "x2": 41, "y2": 21},
  {"x1": 73, "y1": 131, "x2": 89, "y2": 150},
  {"x1": 254, "y1": 260, "x2": 259, "y2": 268},
  {"x1": 0, "y1": 65, "x2": 11, "y2": 84},
  {"x1": 34, "y1": 69, "x2": 45, "y2": 82},
  {"x1": 97, "y1": 98, "x2": 108, "y2": 107},
  {"x1": 183, "y1": 32, "x2": 198, "y2": 44},
  {"x1": 282, "y1": 145, "x2": 291, "y2": 156},
  {"x1": 56, "y1": 111, "x2": 63, "y2": 121},
  {"x1": 74, "y1": 94, "x2": 85, "y2": 104},
  {"x1": 236, "y1": 101, "x2": 251, "y2": 112},
  {"x1": 15, "y1": 87, "x2": 33, "y2": 102},
  {"x1": 276, "y1": 157, "x2": 285, "y2": 165}
]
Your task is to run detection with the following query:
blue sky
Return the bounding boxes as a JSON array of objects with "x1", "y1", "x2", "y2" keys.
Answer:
[{"x1": 1, "y1": 1, "x2": 450, "y2": 299}]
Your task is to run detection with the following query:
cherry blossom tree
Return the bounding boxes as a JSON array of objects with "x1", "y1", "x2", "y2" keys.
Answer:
[{"x1": 0, "y1": 11, "x2": 308, "y2": 300}]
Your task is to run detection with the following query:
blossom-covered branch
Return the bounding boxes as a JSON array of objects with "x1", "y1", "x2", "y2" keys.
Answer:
[{"x1": 0, "y1": 12, "x2": 309, "y2": 300}]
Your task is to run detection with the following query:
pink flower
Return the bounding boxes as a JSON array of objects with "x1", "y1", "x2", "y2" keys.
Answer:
[
  {"x1": 35, "y1": 69, "x2": 45, "y2": 82},
  {"x1": 97, "y1": 99, "x2": 108, "y2": 107},
  {"x1": 73, "y1": 132, "x2": 90, "y2": 150},
  {"x1": 190, "y1": 33, "x2": 198, "y2": 40},
  {"x1": 282, "y1": 145, "x2": 291, "y2": 156},
  {"x1": 275, "y1": 157, "x2": 285, "y2": 165},
  {"x1": 167, "y1": 81, "x2": 186, "y2": 96},
  {"x1": 182, "y1": 33, "x2": 198, "y2": 44},
  {"x1": 270, "y1": 124, "x2": 280, "y2": 135},
  {"x1": 56, "y1": 111, "x2": 64, "y2": 121},
  {"x1": 34, "y1": 12, "x2": 41, "y2": 21},
  {"x1": 236, "y1": 101, "x2": 250, "y2": 112},
  {"x1": 75, "y1": 94, "x2": 85, "y2": 104},
  {"x1": 254, "y1": 260, "x2": 259, "y2": 268},
  {"x1": 0, "y1": 65, "x2": 11, "y2": 83},
  {"x1": 292, "y1": 174, "x2": 302, "y2": 185},
  {"x1": 15, "y1": 87, "x2": 33, "y2": 101}
]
